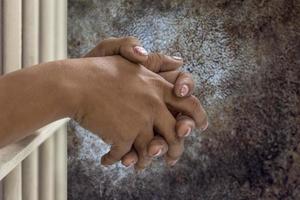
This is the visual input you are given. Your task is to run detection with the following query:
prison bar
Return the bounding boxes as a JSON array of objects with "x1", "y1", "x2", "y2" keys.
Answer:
[
  {"x1": 39, "y1": 0, "x2": 56, "y2": 199},
  {"x1": 54, "y1": 0, "x2": 68, "y2": 199},
  {"x1": 0, "y1": 0, "x2": 68, "y2": 199},
  {"x1": 2, "y1": 1, "x2": 23, "y2": 200},
  {"x1": 21, "y1": 0, "x2": 39, "y2": 200}
]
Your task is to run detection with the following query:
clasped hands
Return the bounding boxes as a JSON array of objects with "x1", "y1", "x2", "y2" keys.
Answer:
[{"x1": 77, "y1": 37, "x2": 208, "y2": 170}]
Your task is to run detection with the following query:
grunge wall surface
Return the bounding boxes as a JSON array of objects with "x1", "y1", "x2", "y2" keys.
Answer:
[{"x1": 67, "y1": 0, "x2": 300, "y2": 199}]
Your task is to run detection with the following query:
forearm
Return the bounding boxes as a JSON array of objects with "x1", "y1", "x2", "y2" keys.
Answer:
[{"x1": 0, "y1": 60, "x2": 75, "y2": 147}]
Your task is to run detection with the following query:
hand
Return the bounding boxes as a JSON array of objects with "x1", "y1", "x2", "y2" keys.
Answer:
[
  {"x1": 66, "y1": 56, "x2": 207, "y2": 168},
  {"x1": 85, "y1": 37, "x2": 208, "y2": 168}
]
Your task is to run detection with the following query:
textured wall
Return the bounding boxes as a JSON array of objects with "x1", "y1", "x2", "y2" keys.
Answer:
[{"x1": 67, "y1": 0, "x2": 300, "y2": 199}]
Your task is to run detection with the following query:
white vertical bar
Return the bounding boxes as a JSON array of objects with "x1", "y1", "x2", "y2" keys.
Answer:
[
  {"x1": 54, "y1": 125, "x2": 67, "y2": 200},
  {"x1": 39, "y1": 137, "x2": 55, "y2": 200},
  {"x1": 2, "y1": 0, "x2": 22, "y2": 199},
  {"x1": 55, "y1": 0, "x2": 67, "y2": 60},
  {"x1": 22, "y1": 0, "x2": 39, "y2": 67},
  {"x1": 3, "y1": 165, "x2": 22, "y2": 200},
  {"x1": 39, "y1": 0, "x2": 55, "y2": 62},
  {"x1": 39, "y1": 1, "x2": 56, "y2": 200},
  {"x1": 2, "y1": 0, "x2": 22, "y2": 73},
  {"x1": 0, "y1": 0, "x2": 3, "y2": 75},
  {"x1": 21, "y1": 151, "x2": 38, "y2": 200},
  {"x1": 21, "y1": 1, "x2": 39, "y2": 200},
  {"x1": 54, "y1": 1, "x2": 67, "y2": 200},
  {"x1": 0, "y1": 180, "x2": 3, "y2": 200}
]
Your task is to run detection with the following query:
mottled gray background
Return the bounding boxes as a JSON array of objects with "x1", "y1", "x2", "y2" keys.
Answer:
[{"x1": 67, "y1": 0, "x2": 300, "y2": 199}]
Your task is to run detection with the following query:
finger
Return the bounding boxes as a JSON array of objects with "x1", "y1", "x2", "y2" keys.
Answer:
[
  {"x1": 134, "y1": 131, "x2": 154, "y2": 170},
  {"x1": 164, "y1": 138, "x2": 184, "y2": 166},
  {"x1": 148, "y1": 135, "x2": 168, "y2": 157},
  {"x1": 154, "y1": 105, "x2": 184, "y2": 163},
  {"x1": 121, "y1": 148, "x2": 138, "y2": 167},
  {"x1": 84, "y1": 36, "x2": 149, "y2": 63},
  {"x1": 176, "y1": 114, "x2": 195, "y2": 138},
  {"x1": 164, "y1": 84, "x2": 208, "y2": 130},
  {"x1": 101, "y1": 142, "x2": 132, "y2": 166},
  {"x1": 159, "y1": 71, "x2": 195, "y2": 97},
  {"x1": 142, "y1": 53, "x2": 183, "y2": 73},
  {"x1": 84, "y1": 37, "x2": 118, "y2": 57}
]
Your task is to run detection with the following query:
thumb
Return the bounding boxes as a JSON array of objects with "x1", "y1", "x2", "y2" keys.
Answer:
[{"x1": 85, "y1": 36, "x2": 149, "y2": 63}]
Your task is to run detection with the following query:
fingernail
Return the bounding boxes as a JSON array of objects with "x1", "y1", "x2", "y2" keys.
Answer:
[
  {"x1": 169, "y1": 159, "x2": 178, "y2": 166},
  {"x1": 133, "y1": 46, "x2": 148, "y2": 56},
  {"x1": 172, "y1": 56, "x2": 182, "y2": 60},
  {"x1": 183, "y1": 127, "x2": 192, "y2": 137},
  {"x1": 180, "y1": 84, "x2": 189, "y2": 97},
  {"x1": 125, "y1": 160, "x2": 135, "y2": 167},
  {"x1": 202, "y1": 121, "x2": 209, "y2": 131},
  {"x1": 153, "y1": 148, "x2": 162, "y2": 157}
]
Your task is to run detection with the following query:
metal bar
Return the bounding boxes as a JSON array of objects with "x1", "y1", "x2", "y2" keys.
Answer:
[
  {"x1": 22, "y1": 0, "x2": 39, "y2": 67},
  {"x1": 39, "y1": 137, "x2": 55, "y2": 200},
  {"x1": 39, "y1": 0, "x2": 56, "y2": 200},
  {"x1": 2, "y1": 0, "x2": 22, "y2": 199},
  {"x1": 3, "y1": 165, "x2": 22, "y2": 200},
  {"x1": 21, "y1": 0, "x2": 40, "y2": 198},
  {"x1": 21, "y1": 1, "x2": 39, "y2": 199},
  {"x1": 2, "y1": 0, "x2": 22, "y2": 73},
  {"x1": 54, "y1": 124, "x2": 67, "y2": 200},
  {"x1": 54, "y1": 0, "x2": 67, "y2": 199},
  {"x1": 21, "y1": 151, "x2": 38, "y2": 200}
]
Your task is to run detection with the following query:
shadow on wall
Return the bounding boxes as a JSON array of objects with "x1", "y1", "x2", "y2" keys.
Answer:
[{"x1": 67, "y1": 0, "x2": 300, "y2": 199}]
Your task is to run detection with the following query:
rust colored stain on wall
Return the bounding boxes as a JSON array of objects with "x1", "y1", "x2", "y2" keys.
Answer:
[{"x1": 68, "y1": 0, "x2": 300, "y2": 199}]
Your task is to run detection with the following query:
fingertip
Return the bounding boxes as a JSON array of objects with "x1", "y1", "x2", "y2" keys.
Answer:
[
  {"x1": 170, "y1": 55, "x2": 184, "y2": 66},
  {"x1": 148, "y1": 146, "x2": 162, "y2": 157},
  {"x1": 120, "y1": 45, "x2": 148, "y2": 64},
  {"x1": 101, "y1": 154, "x2": 112, "y2": 166},
  {"x1": 202, "y1": 120, "x2": 209, "y2": 131},
  {"x1": 176, "y1": 116, "x2": 195, "y2": 138},
  {"x1": 164, "y1": 154, "x2": 179, "y2": 167},
  {"x1": 121, "y1": 158, "x2": 136, "y2": 167},
  {"x1": 168, "y1": 159, "x2": 178, "y2": 166},
  {"x1": 173, "y1": 72, "x2": 195, "y2": 98},
  {"x1": 172, "y1": 56, "x2": 183, "y2": 61},
  {"x1": 133, "y1": 46, "x2": 148, "y2": 56}
]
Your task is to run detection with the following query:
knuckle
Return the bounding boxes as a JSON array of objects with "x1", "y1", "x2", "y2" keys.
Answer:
[
  {"x1": 147, "y1": 53, "x2": 163, "y2": 72},
  {"x1": 104, "y1": 37, "x2": 117, "y2": 41},
  {"x1": 122, "y1": 36, "x2": 140, "y2": 44},
  {"x1": 147, "y1": 95, "x2": 163, "y2": 115},
  {"x1": 152, "y1": 77, "x2": 166, "y2": 90},
  {"x1": 190, "y1": 96, "x2": 201, "y2": 114},
  {"x1": 101, "y1": 37, "x2": 117, "y2": 45}
]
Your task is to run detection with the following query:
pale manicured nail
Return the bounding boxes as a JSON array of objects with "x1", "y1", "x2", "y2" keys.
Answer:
[
  {"x1": 153, "y1": 149, "x2": 162, "y2": 157},
  {"x1": 183, "y1": 127, "x2": 192, "y2": 137},
  {"x1": 172, "y1": 56, "x2": 182, "y2": 60},
  {"x1": 202, "y1": 121, "x2": 209, "y2": 131},
  {"x1": 169, "y1": 159, "x2": 178, "y2": 166},
  {"x1": 133, "y1": 46, "x2": 148, "y2": 56},
  {"x1": 180, "y1": 84, "x2": 189, "y2": 96},
  {"x1": 125, "y1": 160, "x2": 135, "y2": 167}
]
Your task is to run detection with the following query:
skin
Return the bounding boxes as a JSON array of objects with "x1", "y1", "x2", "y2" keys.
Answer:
[
  {"x1": 85, "y1": 37, "x2": 208, "y2": 168},
  {"x1": 0, "y1": 55, "x2": 208, "y2": 170}
]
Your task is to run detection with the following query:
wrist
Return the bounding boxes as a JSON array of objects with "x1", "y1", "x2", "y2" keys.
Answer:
[
  {"x1": 41, "y1": 59, "x2": 83, "y2": 120},
  {"x1": 56, "y1": 58, "x2": 107, "y2": 122}
]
